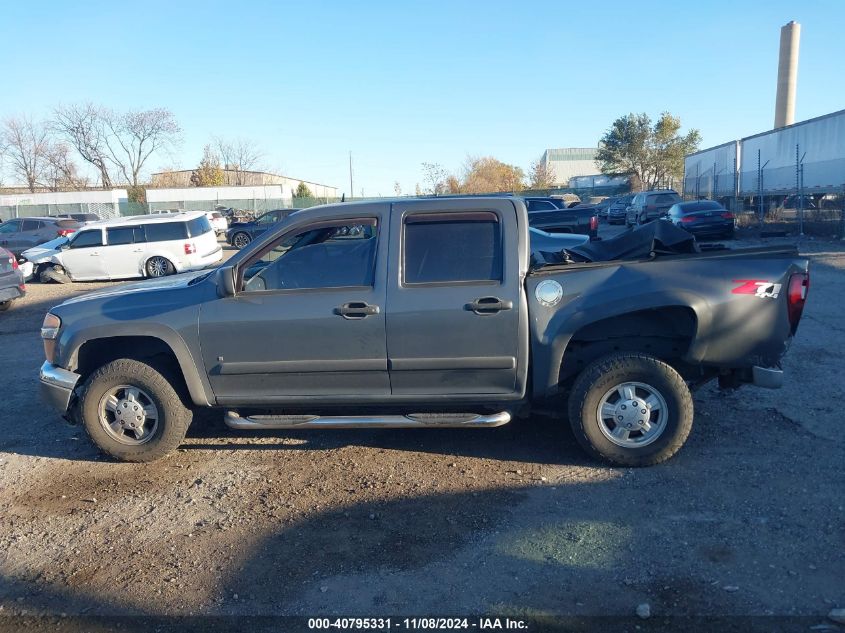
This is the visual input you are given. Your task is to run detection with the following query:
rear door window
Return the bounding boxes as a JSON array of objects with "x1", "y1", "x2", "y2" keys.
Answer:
[
  {"x1": 144, "y1": 222, "x2": 188, "y2": 242},
  {"x1": 187, "y1": 216, "x2": 212, "y2": 237},
  {"x1": 403, "y1": 212, "x2": 502, "y2": 284},
  {"x1": 106, "y1": 226, "x2": 145, "y2": 245}
]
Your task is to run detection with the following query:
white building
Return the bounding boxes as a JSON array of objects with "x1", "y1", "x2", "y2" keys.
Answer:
[{"x1": 541, "y1": 148, "x2": 602, "y2": 187}]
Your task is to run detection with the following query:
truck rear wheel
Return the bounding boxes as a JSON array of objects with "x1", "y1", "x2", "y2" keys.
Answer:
[
  {"x1": 78, "y1": 358, "x2": 192, "y2": 462},
  {"x1": 567, "y1": 353, "x2": 693, "y2": 466}
]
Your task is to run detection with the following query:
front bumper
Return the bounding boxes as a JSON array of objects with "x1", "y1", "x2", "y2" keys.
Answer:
[{"x1": 39, "y1": 361, "x2": 81, "y2": 413}]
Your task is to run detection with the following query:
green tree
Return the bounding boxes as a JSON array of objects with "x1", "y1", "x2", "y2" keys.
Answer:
[
  {"x1": 194, "y1": 144, "x2": 224, "y2": 187},
  {"x1": 596, "y1": 112, "x2": 700, "y2": 191},
  {"x1": 294, "y1": 181, "x2": 313, "y2": 198}
]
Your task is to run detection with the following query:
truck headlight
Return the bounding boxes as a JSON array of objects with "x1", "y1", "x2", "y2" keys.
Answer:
[{"x1": 41, "y1": 313, "x2": 61, "y2": 363}]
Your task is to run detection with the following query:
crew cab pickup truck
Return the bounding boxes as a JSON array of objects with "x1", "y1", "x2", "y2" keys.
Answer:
[{"x1": 38, "y1": 197, "x2": 809, "y2": 466}]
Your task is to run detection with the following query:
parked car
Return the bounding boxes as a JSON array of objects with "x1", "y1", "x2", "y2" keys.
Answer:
[
  {"x1": 523, "y1": 198, "x2": 599, "y2": 240},
  {"x1": 606, "y1": 195, "x2": 634, "y2": 224},
  {"x1": 55, "y1": 213, "x2": 100, "y2": 222},
  {"x1": 226, "y1": 209, "x2": 296, "y2": 249},
  {"x1": 626, "y1": 190, "x2": 682, "y2": 227},
  {"x1": 0, "y1": 217, "x2": 79, "y2": 256},
  {"x1": 39, "y1": 197, "x2": 809, "y2": 466},
  {"x1": 205, "y1": 211, "x2": 229, "y2": 235},
  {"x1": 548, "y1": 193, "x2": 581, "y2": 207},
  {"x1": 32, "y1": 211, "x2": 222, "y2": 282},
  {"x1": 594, "y1": 197, "x2": 615, "y2": 219},
  {"x1": 0, "y1": 247, "x2": 26, "y2": 311},
  {"x1": 780, "y1": 194, "x2": 817, "y2": 210},
  {"x1": 666, "y1": 201, "x2": 735, "y2": 240}
]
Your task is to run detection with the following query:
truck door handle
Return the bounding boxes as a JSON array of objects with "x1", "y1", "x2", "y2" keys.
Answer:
[
  {"x1": 335, "y1": 302, "x2": 380, "y2": 319},
  {"x1": 466, "y1": 296, "x2": 513, "y2": 315}
]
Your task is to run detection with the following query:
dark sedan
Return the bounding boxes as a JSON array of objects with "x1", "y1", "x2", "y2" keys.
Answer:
[
  {"x1": 0, "y1": 247, "x2": 26, "y2": 311},
  {"x1": 225, "y1": 208, "x2": 297, "y2": 249},
  {"x1": 0, "y1": 217, "x2": 80, "y2": 256},
  {"x1": 606, "y1": 194, "x2": 633, "y2": 225},
  {"x1": 666, "y1": 200, "x2": 735, "y2": 239}
]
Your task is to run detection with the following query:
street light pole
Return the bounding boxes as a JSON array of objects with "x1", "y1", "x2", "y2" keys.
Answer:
[{"x1": 349, "y1": 151, "x2": 354, "y2": 201}]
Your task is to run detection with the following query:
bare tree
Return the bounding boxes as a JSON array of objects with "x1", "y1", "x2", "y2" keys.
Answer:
[
  {"x1": 52, "y1": 103, "x2": 115, "y2": 188},
  {"x1": 528, "y1": 155, "x2": 556, "y2": 190},
  {"x1": 43, "y1": 142, "x2": 88, "y2": 191},
  {"x1": 421, "y1": 162, "x2": 449, "y2": 195},
  {"x1": 103, "y1": 108, "x2": 181, "y2": 188},
  {"x1": 53, "y1": 104, "x2": 181, "y2": 190},
  {"x1": 1, "y1": 116, "x2": 50, "y2": 192},
  {"x1": 213, "y1": 137, "x2": 265, "y2": 185}
]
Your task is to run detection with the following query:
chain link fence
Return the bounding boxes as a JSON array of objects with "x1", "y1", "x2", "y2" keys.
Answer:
[{"x1": 0, "y1": 197, "x2": 341, "y2": 223}]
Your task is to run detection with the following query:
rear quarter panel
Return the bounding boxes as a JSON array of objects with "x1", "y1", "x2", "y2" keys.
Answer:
[{"x1": 527, "y1": 248, "x2": 808, "y2": 397}]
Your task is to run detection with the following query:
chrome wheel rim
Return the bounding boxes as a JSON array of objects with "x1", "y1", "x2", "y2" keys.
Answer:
[
  {"x1": 98, "y1": 385, "x2": 159, "y2": 445},
  {"x1": 597, "y1": 381, "x2": 668, "y2": 448},
  {"x1": 147, "y1": 257, "x2": 169, "y2": 277},
  {"x1": 233, "y1": 233, "x2": 250, "y2": 248}
]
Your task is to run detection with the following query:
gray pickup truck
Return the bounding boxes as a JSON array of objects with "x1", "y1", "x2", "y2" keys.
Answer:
[{"x1": 39, "y1": 197, "x2": 809, "y2": 466}]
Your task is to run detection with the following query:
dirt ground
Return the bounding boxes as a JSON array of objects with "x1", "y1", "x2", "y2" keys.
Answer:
[{"x1": 0, "y1": 233, "x2": 843, "y2": 631}]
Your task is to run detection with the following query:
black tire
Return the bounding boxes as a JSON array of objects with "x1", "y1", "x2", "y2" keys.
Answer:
[
  {"x1": 145, "y1": 256, "x2": 175, "y2": 278},
  {"x1": 78, "y1": 358, "x2": 192, "y2": 462},
  {"x1": 232, "y1": 232, "x2": 251, "y2": 249},
  {"x1": 567, "y1": 353, "x2": 693, "y2": 467},
  {"x1": 40, "y1": 266, "x2": 72, "y2": 284}
]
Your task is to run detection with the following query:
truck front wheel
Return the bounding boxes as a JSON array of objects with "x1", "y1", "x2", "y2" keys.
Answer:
[
  {"x1": 567, "y1": 353, "x2": 693, "y2": 466},
  {"x1": 78, "y1": 358, "x2": 192, "y2": 462}
]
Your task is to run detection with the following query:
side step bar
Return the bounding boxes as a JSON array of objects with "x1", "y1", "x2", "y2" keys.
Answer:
[{"x1": 224, "y1": 410, "x2": 512, "y2": 430}]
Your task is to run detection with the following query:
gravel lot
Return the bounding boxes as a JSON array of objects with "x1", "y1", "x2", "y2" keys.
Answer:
[{"x1": 0, "y1": 231, "x2": 843, "y2": 629}]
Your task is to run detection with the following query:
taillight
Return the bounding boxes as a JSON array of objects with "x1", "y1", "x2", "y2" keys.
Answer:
[
  {"x1": 590, "y1": 216, "x2": 598, "y2": 231},
  {"x1": 786, "y1": 272, "x2": 809, "y2": 331},
  {"x1": 680, "y1": 216, "x2": 696, "y2": 223},
  {"x1": 721, "y1": 212, "x2": 735, "y2": 219},
  {"x1": 11, "y1": 257, "x2": 19, "y2": 270},
  {"x1": 57, "y1": 229, "x2": 76, "y2": 237},
  {"x1": 184, "y1": 242, "x2": 196, "y2": 255}
]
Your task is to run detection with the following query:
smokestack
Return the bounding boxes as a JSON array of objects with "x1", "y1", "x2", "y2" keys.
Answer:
[{"x1": 774, "y1": 20, "x2": 800, "y2": 129}]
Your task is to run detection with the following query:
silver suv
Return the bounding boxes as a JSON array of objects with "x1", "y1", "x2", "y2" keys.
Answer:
[{"x1": 626, "y1": 190, "x2": 682, "y2": 227}]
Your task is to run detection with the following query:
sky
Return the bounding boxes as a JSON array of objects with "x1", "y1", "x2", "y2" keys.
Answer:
[{"x1": 1, "y1": 0, "x2": 844, "y2": 196}]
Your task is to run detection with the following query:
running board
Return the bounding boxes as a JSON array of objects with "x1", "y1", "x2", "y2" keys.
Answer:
[{"x1": 224, "y1": 410, "x2": 512, "y2": 430}]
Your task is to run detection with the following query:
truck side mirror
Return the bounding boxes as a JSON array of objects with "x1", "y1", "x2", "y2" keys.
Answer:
[{"x1": 216, "y1": 265, "x2": 237, "y2": 297}]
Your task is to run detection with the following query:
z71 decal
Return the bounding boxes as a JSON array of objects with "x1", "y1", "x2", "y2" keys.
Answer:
[{"x1": 732, "y1": 279, "x2": 782, "y2": 299}]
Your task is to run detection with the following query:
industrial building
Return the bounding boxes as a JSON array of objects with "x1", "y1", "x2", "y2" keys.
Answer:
[
  {"x1": 540, "y1": 148, "x2": 602, "y2": 187},
  {"x1": 150, "y1": 169, "x2": 338, "y2": 200},
  {"x1": 684, "y1": 21, "x2": 845, "y2": 209}
]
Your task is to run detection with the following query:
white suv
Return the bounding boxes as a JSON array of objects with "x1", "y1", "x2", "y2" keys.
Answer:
[{"x1": 26, "y1": 212, "x2": 222, "y2": 282}]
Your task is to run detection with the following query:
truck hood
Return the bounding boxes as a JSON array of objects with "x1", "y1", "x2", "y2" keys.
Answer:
[{"x1": 58, "y1": 270, "x2": 212, "y2": 306}]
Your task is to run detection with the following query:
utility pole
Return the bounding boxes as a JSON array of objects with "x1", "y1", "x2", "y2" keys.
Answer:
[{"x1": 348, "y1": 151, "x2": 354, "y2": 201}]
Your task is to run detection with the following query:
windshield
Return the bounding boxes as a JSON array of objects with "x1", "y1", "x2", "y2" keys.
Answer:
[{"x1": 33, "y1": 235, "x2": 69, "y2": 251}]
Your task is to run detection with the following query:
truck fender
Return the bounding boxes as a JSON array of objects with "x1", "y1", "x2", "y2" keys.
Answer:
[
  {"x1": 63, "y1": 323, "x2": 214, "y2": 407},
  {"x1": 533, "y1": 289, "x2": 711, "y2": 398}
]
